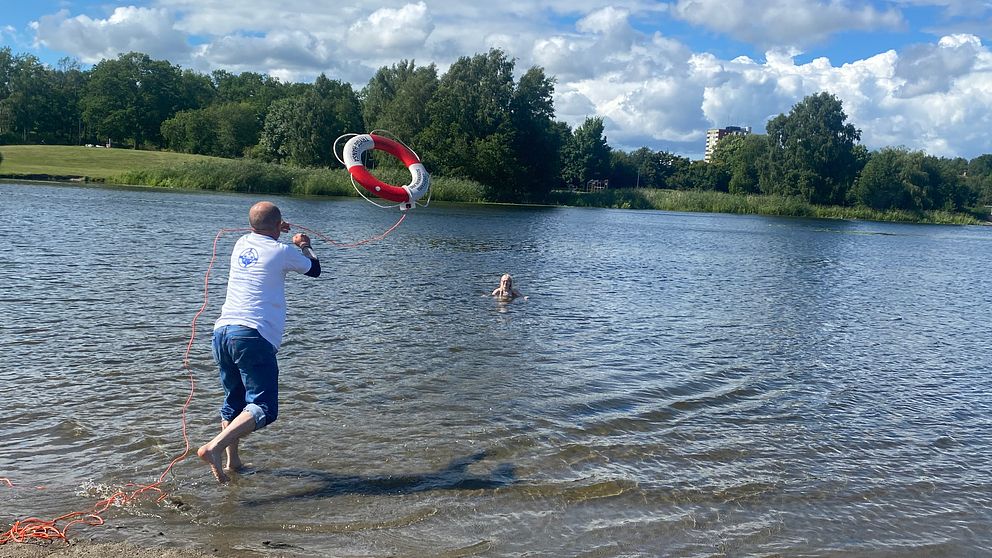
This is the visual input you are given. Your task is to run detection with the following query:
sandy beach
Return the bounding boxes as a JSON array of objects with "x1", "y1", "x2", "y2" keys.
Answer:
[{"x1": 0, "y1": 541, "x2": 215, "y2": 558}]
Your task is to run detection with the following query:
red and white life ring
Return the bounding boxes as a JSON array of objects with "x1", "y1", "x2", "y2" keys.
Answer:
[{"x1": 342, "y1": 134, "x2": 430, "y2": 205}]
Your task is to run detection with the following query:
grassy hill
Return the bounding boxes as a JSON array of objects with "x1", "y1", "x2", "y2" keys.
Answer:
[{"x1": 0, "y1": 145, "x2": 226, "y2": 181}]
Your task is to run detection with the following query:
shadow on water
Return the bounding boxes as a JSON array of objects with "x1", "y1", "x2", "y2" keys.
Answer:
[{"x1": 243, "y1": 451, "x2": 515, "y2": 506}]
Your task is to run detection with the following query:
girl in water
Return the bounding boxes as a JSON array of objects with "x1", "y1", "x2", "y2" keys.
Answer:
[{"x1": 491, "y1": 273, "x2": 523, "y2": 301}]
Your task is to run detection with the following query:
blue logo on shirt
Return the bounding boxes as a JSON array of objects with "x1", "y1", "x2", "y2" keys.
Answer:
[{"x1": 239, "y1": 248, "x2": 259, "y2": 268}]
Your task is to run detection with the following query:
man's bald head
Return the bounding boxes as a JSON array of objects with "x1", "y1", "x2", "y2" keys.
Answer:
[{"x1": 249, "y1": 201, "x2": 282, "y2": 234}]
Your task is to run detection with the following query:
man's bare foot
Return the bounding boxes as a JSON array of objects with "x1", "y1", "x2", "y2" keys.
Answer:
[
  {"x1": 197, "y1": 444, "x2": 230, "y2": 483},
  {"x1": 224, "y1": 457, "x2": 244, "y2": 474}
]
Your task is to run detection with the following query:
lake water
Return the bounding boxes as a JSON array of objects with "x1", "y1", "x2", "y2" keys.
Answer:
[{"x1": 2, "y1": 181, "x2": 991, "y2": 557}]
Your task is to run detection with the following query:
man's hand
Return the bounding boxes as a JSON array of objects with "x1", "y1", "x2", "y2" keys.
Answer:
[{"x1": 293, "y1": 233, "x2": 311, "y2": 248}]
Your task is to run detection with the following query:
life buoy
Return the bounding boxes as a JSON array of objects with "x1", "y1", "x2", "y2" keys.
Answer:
[{"x1": 342, "y1": 134, "x2": 430, "y2": 205}]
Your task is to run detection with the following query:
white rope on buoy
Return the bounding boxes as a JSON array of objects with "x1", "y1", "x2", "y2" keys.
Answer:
[{"x1": 333, "y1": 130, "x2": 431, "y2": 209}]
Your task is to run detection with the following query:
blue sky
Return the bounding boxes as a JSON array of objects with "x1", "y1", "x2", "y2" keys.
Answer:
[{"x1": 2, "y1": 1, "x2": 991, "y2": 159}]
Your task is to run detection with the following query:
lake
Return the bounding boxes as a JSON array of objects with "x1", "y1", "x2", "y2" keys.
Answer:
[{"x1": 2, "y1": 181, "x2": 991, "y2": 556}]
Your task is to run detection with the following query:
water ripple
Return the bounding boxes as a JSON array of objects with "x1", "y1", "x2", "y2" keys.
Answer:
[{"x1": 3, "y1": 184, "x2": 992, "y2": 556}]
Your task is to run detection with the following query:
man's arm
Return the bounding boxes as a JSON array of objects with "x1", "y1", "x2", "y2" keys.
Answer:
[
  {"x1": 302, "y1": 245, "x2": 321, "y2": 277},
  {"x1": 293, "y1": 233, "x2": 321, "y2": 278}
]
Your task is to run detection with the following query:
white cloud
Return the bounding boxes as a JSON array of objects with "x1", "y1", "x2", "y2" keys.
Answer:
[
  {"x1": 535, "y1": 7, "x2": 691, "y2": 81},
  {"x1": 19, "y1": 2, "x2": 992, "y2": 159},
  {"x1": 893, "y1": 33, "x2": 983, "y2": 97},
  {"x1": 162, "y1": 0, "x2": 351, "y2": 37},
  {"x1": 346, "y1": 2, "x2": 434, "y2": 52},
  {"x1": 698, "y1": 54, "x2": 791, "y2": 132},
  {"x1": 694, "y1": 35, "x2": 992, "y2": 159},
  {"x1": 195, "y1": 30, "x2": 327, "y2": 70},
  {"x1": 32, "y1": 7, "x2": 190, "y2": 64},
  {"x1": 551, "y1": 11, "x2": 992, "y2": 160},
  {"x1": 891, "y1": 0, "x2": 992, "y2": 18},
  {"x1": 671, "y1": 0, "x2": 904, "y2": 48}
]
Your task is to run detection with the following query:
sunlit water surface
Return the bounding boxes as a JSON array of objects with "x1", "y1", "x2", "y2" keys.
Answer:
[{"x1": 2, "y1": 182, "x2": 991, "y2": 557}]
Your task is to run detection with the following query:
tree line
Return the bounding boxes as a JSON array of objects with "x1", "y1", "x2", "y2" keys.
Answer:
[{"x1": 1, "y1": 47, "x2": 990, "y2": 212}]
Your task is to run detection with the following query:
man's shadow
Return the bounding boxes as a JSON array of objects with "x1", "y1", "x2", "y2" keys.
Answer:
[{"x1": 243, "y1": 451, "x2": 516, "y2": 507}]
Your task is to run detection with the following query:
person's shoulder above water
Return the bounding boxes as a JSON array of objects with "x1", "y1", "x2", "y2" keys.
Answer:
[{"x1": 491, "y1": 273, "x2": 526, "y2": 301}]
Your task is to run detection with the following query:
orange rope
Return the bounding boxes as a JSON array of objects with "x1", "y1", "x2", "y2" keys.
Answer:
[
  {"x1": 0, "y1": 215, "x2": 407, "y2": 545},
  {"x1": 289, "y1": 212, "x2": 406, "y2": 248},
  {"x1": 0, "y1": 227, "x2": 243, "y2": 545}
]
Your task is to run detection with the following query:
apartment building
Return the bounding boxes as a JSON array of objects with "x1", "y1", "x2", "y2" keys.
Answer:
[{"x1": 704, "y1": 126, "x2": 751, "y2": 162}]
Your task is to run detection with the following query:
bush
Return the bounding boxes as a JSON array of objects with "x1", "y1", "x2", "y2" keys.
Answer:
[
  {"x1": 110, "y1": 158, "x2": 486, "y2": 204},
  {"x1": 114, "y1": 159, "x2": 296, "y2": 193},
  {"x1": 545, "y1": 187, "x2": 980, "y2": 224}
]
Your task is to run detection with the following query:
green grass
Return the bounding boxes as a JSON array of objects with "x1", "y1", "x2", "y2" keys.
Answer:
[
  {"x1": 0, "y1": 144, "x2": 487, "y2": 203},
  {"x1": 0, "y1": 145, "x2": 981, "y2": 224},
  {"x1": 0, "y1": 145, "x2": 223, "y2": 180},
  {"x1": 112, "y1": 158, "x2": 487, "y2": 202},
  {"x1": 549, "y1": 188, "x2": 983, "y2": 225}
]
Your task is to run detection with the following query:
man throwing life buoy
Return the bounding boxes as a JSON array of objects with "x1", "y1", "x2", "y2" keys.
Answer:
[{"x1": 197, "y1": 201, "x2": 321, "y2": 483}]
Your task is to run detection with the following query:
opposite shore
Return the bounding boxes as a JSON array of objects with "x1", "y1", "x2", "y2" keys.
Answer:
[{"x1": 1, "y1": 145, "x2": 987, "y2": 226}]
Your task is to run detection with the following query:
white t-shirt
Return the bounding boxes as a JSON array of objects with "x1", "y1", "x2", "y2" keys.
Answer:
[{"x1": 214, "y1": 232, "x2": 314, "y2": 350}]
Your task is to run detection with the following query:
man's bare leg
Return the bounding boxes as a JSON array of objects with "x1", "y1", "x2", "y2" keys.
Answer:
[
  {"x1": 198, "y1": 411, "x2": 255, "y2": 483},
  {"x1": 220, "y1": 420, "x2": 245, "y2": 472}
]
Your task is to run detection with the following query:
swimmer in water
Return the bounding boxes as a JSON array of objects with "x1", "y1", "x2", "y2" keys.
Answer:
[{"x1": 491, "y1": 273, "x2": 523, "y2": 301}]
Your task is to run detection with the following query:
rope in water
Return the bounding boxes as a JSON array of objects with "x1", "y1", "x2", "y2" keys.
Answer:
[{"x1": 0, "y1": 215, "x2": 406, "y2": 545}]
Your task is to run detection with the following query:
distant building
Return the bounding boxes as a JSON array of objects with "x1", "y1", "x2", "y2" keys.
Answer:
[{"x1": 704, "y1": 126, "x2": 751, "y2": 162}]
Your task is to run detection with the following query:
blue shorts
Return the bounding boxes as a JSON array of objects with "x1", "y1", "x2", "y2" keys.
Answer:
[{"x1": 212, "y1": 325, "x2": 279, "y2": 429}]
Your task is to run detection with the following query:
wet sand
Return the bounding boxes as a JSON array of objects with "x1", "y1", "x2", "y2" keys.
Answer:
[{"x1": 0, "y1": 542, "x2": 214, "y2": 558}]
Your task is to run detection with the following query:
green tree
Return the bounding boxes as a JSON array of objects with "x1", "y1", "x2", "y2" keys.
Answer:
[
  {"x1": 852, "y1": 148, "x2": 916, "y2": 210},
  {"x1": 81, "y1": 52, "x2": 185, "y2": 147},
  {"x1": 360, "y1": 60, "x2": 438, "y2": 142},
  {"x1": 663, "y1": 157, "x2": 723, "y2": 190},
  {"x1": 503, "y1": 66, "x2": 561, "y2": 201},
  {"x1": 49, "y1": 58, "x2": 87, "y2": 144},
  {"x1": 929, "y1": 156, "x2": 972, "y2": 211},
  {"x1": 969, "y1": 154, "x2": 992, "y2": 177},
  {"x1": 0, "y1": 52, "x2": 59, "y2": 143},
  {"x1": 561, "y1": 116, "x2": 611, "y2": 188},
  {"x1": 178, "y1": 69, "x2": 216, "y2": 111},
  {"x1": 762, "y1": 92, "x2": 862, "y2": 205},
  {"x1": 161, "y1": 109, "x2": 216, "y2": 154},
  {"x1": 711, "y1": 133, "x2": 768, "y2": 194},
  {"x1": 212, "y1": 70, "x2": 292, "y2": 108},
  {"x1": 656, "y1": 152, "x2": 691, "y2": 189},
  {"x1": 610, "y1": 148, "x2": 692, "y2": 189},
  {"x1": 419, "y1": 49, "x2": 515, "y2": 181},
  {"x1": 852, "y1": 148, "x2": 972, "y2": 211},
  {"x1": 212, "y1": 102, "x2": 261, "y2": 157},
  {"x1": 258, "y1": 75, "x2": 361, "y2": 166},
  {"x1": 0, "y1": 48, "x2": 11, "y2": 139},
  {"x1": 609, "y1": 150, "x2": 638, "y2": 188},
  {"x1": 967, "y1": 154, "x2": 992, "y2": 205},
  {"x1": 162, "y1": 101, "x2": 259, "y2": 158}
]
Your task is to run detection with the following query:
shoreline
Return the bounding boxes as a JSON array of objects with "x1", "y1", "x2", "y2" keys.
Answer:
[
  {"x1": 0, "y1": 541, "x2": 214, "y2": 558},
  {"x1": 2, "y1": 174, "x2": 988, "y2": 227}
]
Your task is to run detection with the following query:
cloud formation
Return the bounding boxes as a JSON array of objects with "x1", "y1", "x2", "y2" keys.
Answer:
[
  {"x1": 22, "y1": 1, "x2": 992, "y2": 159},
  {"x1": 671, "y1": 0, "x2": 904, "y2": 48},
  {"x1": 346, "y1": 2, "x2": 434, "y2": 51},
  {"x1": 33, "y1": 6, "x2": 190, "y2": 64}
]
